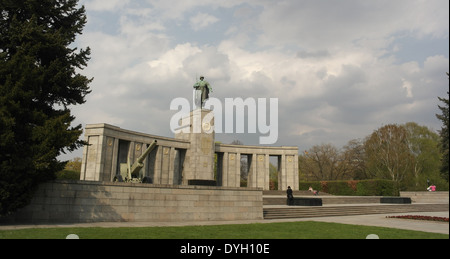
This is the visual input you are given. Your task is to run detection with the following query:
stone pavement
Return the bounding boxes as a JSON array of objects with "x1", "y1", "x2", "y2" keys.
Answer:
[{"x1": 1, "y1": 211, "x2": 448, "y2": 235}]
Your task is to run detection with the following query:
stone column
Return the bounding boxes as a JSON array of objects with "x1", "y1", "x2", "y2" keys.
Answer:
[
  {"x1": 265, "y1": 154, "x2": 270, "y2": 191},
  {"x1": 222, "y1": 152, "x2": 229, "y2": 186},
  {"x1": 256, "y1": 154, "x2": 267, "y2": 190},
  {"x1": 285, "y1": 155, "x2": 295, "y2": 190},
  {"x1": 168, "y1": 147, "x2": 176, "y2": 185},
  {"x1": 279, "y1": 155, "x2": 287, "y2": 190},
  {"x1": 160, "y1": 146, "x2": 171, "y2": 184},
  {"x1": 153, "y1": 145, "x2": 162, "y2": 184},
  {"x1": 80, "y1": 135, "x2": 102, "y2": 181},
  {"x1": 80, "y1": 125, "x2": 107, "y2": 181},
  {"x1": 277, "y1": 153, "x2": 298, "y2": 191},
  {"x1": 175, "y1": 109, "x2": 215, "y2": 184},
  {"x1": 293, "y1": 154, "x2": 299, "y2": 191},
  {"x1": 248, "y1": 154, "x2": 257, "y2": 188},
  {"x1": 234, "y1": 153, "x2": 241, "y2": 187}
]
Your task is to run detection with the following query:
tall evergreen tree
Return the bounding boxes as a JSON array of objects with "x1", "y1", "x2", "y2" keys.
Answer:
[
  {"x1": 0, "y1": 0, "x2": 91, "y2": 215},
  {"x1": 436, "y1": 73, "x2": 449, "y2": 182}
]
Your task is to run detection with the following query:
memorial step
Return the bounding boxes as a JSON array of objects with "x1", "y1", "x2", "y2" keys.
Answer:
[
  {"x1": 263, "y1": 190, "x2": 332, "y2": 196},
  {"x1": 264, "y1": 196, "x2": 388, "y2": 206},
  {"x1": 263, "y1": 204, "x2": 449, "y2": 219}
]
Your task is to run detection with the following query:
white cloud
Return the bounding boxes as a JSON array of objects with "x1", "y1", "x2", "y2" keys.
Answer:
[
  {"x1": 126, "y1": 43, "x2": 203, "y2": 84},
  {"x1": 143, "y1": 0, "x2": 246, "y2": 20},
  {"x1": 256, "y1": 0, "x2": 449, "y2": 51},
  {"x1": 66, "y1": 0, "x2": 449, "y2": 158},
  {"x1": 83, "y1": 0, "x2": 131, "y2": 12},
  {"x1": 190, "y1": 12, "x2": 219, "y2": 31},
  {"x1": 402, "y1": 79, "x2": 414, "y2": 98}
]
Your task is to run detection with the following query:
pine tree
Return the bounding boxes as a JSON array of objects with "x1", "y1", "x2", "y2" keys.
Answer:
[
  {"x1": 436, "y1": 73, "x2": 449, "y2": 182},
  {"x1": 0, "y1": 0, "x2": 91, "y2": 215}
]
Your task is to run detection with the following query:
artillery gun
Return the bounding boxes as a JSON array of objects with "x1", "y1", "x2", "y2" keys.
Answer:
[{"x1": 114, "y1": 140, "x2": 157, "y2": 183}]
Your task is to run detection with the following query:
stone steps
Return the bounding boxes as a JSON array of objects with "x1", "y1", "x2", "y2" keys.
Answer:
[
  {"x1": 263, "y1": 190, "x2": 332, "y2": 196},
  {"x1": 263, "y1": 204, "x2": 449, "y2": 220},
  {"x1": 263, "y1": 196, "x2": 382, "y2": 205},
  {"x1": 400, "y1": 192, "x2": 449, "y2": 204}
]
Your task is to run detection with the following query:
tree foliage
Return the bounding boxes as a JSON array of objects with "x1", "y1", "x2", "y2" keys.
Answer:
[
  {"x1": 64, "y1": 157, "x2": 82, "y2": 172},
  {"x1": 436, "y1": 73, "x2": 449, "y2": 182},
  {"x1": 363, "y1": 123, "x2": 442, "y2": 190},
  {"x1": 365, "y1": 124, "x2": 412, "y2": 185},
  {"x1": 299, "y1": 123, "x2": 446, "y2": 191},
  {"x1": 0, "y1": 0, "x2": 91, "y2": 215},
  {"x1": 403, "y1": 122, "x2": 441, "y2": 188}
]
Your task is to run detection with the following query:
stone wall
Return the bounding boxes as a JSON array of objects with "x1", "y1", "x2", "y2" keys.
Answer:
[
  {"x1": 80, "y1": 123, "x2": 299, "y2": 191},
  {"x1": 80, "y1": 123, "x2": 190, "y2": 183},
  {"x1": 215, "y1": 144, "x2": 299, "y2": 190},
  {"x1": 400, "y1": 191, "x2": 449, "y2": 204},
  {"x1": 1, "y1": 181, "x2": 263, "y2": 224}
]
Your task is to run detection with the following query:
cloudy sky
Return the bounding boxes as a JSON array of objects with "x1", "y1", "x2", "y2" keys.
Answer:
[{"x1": 64, "y1": 0, "x2": 449, "y2": 159}]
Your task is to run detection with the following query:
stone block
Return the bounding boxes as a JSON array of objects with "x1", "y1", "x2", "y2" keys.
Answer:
[
  {"x1": 287, "y1": 197, "x2": 323, "y2": 206},
  {"x1": 188, "y1": 179, "x2": 217, "y2": 186},
  {"x1": 1, "y1": 181, "x2": 263, "y2": 224},
  {"x1": 380, "y1": 197, "x2": 412, "y2": 204}
]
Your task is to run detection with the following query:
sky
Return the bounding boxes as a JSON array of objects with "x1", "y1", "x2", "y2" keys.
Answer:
[{"x1": 63, "y1": 0, "x2": 449, "y2": 160}]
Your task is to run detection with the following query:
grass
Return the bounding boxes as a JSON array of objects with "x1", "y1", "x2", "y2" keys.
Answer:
[{"x1": 0, "y1": 221, "x2": 448, "y2": 239}]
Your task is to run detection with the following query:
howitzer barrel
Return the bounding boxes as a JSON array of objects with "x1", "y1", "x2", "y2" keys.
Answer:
[
  {"x1": 137, "y1": 140, "x2": 158, "y2": 163},
  {"x1": 130, "y1": 140, "x2": 158, "y2": 176}
]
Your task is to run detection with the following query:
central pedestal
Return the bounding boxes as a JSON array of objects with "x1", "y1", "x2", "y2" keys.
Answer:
[{"x1": 175, "y1": 109, "x2": 215, "y2": 185}]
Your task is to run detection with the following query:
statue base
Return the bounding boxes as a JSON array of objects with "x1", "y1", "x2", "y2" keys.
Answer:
[{"x1": 175, "y1": 109, "x2": 215, "y2": 184}]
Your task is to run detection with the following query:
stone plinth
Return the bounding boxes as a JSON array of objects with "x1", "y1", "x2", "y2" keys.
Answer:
[{"x1": 175, "y1": 109, "x2": 215, "y2": 184}]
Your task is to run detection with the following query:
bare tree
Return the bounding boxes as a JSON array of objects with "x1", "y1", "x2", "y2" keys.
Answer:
[
  {"x1": 342, "y1": 139, "x2": 367, "y2": 179},
  {"x1": 364, "y1": 124, "x2": 412, "y2": 185},
  {"x1": 300, "y1": 143, "x2": 354, "y2": 181}
]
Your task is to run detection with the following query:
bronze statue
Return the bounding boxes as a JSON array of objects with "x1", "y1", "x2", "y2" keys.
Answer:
[{"x1": 193, "y1": 76, "x2": 213, "y2": 108}]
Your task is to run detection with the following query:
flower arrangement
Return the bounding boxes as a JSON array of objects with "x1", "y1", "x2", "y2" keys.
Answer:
[{"x1": 386, "y1": 215, "x2": 449, "y2": 222}]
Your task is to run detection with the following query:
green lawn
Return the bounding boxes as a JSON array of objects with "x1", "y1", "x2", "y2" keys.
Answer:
[{"x1": 0, "y1": 221, "x2": 448, "y2": 239}]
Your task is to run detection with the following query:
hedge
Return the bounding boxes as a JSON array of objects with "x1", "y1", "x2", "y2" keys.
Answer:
[
  {"x1": 299, "y1": 179, "x2": 398, "y2": 196},
  {"x1": 55, "y1": 170, "x2": 81, "y2": 181}
]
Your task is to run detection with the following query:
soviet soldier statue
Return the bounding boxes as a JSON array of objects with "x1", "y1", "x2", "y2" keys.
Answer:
[{"x1": 193, "y1": 76, "x2": 213, "y2": 108}]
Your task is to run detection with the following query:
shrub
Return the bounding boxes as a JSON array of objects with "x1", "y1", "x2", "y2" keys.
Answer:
[
  {"x1": 299, "y1": 179, "x2": 398, "y2": 196},
  {"x1": 386, "y1": 215, "x2": 449, "y2": 222},
  {"x1": 56, "y1": 170, "x2": 80, "y2": 181}
]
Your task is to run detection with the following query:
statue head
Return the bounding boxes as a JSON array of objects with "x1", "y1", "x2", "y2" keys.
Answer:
[{"x1": 200, "y1": 76, "x2": 205, "y2": 80}]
